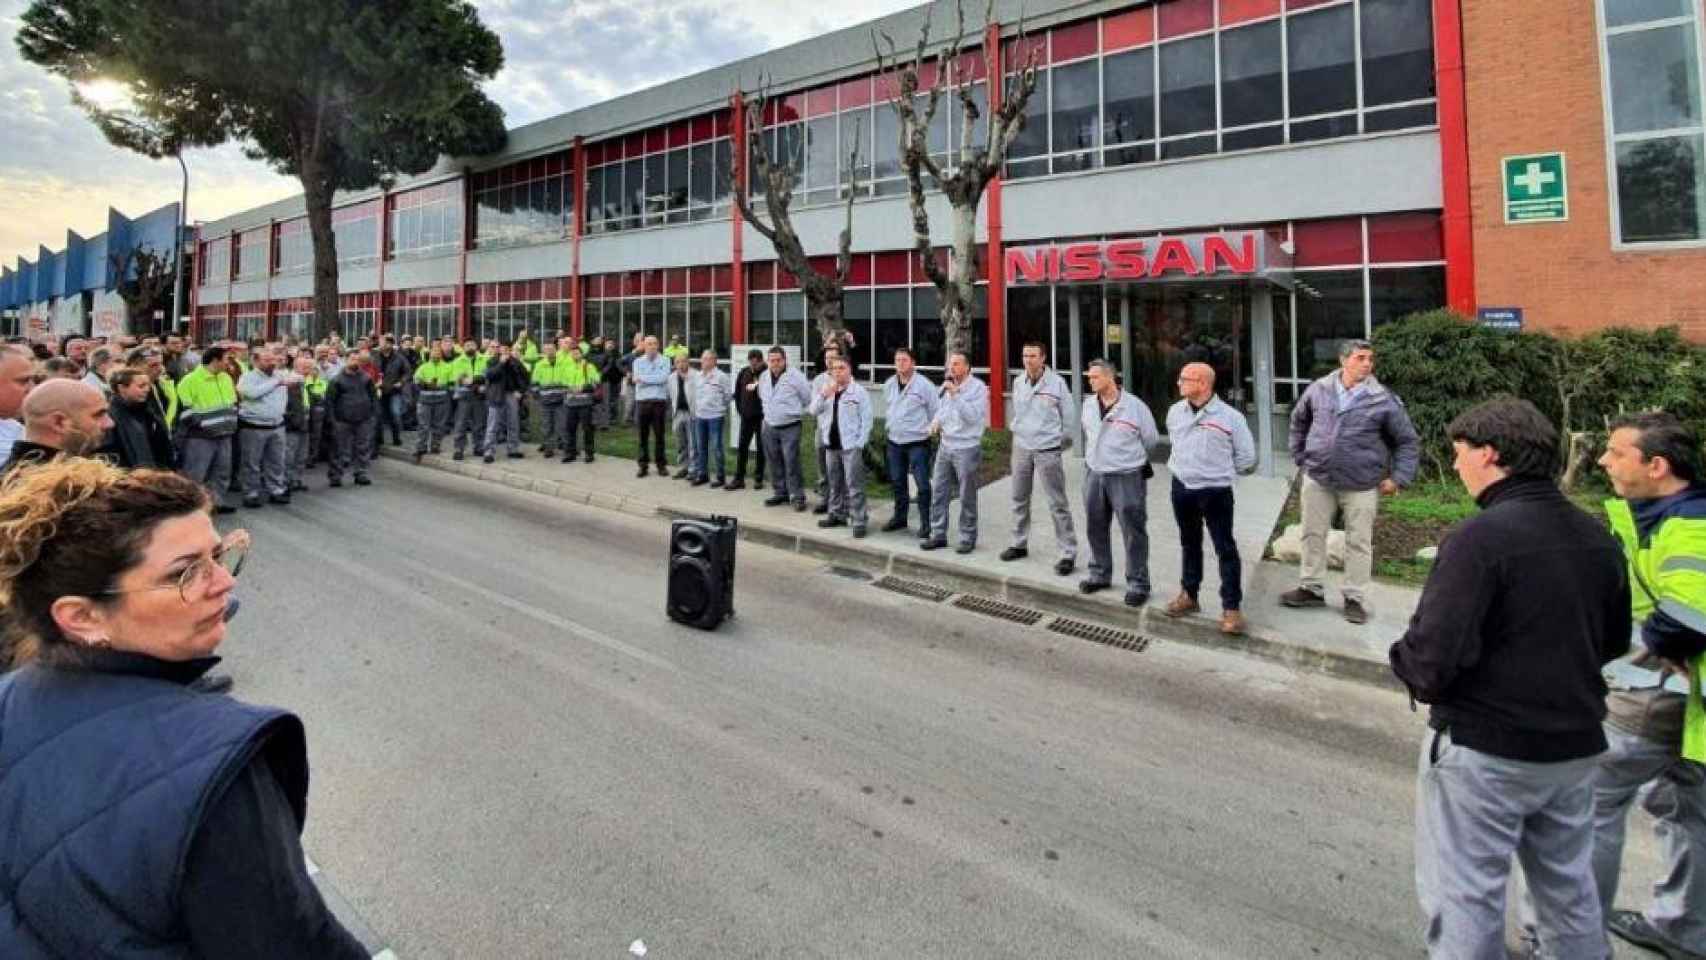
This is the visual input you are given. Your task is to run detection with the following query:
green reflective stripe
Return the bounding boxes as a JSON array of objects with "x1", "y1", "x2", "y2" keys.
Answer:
[
  {"x1": 1657, "y1": 598, "x2": 1706, "y2": 634},
  {"x1": 1660, "y1": 555, "x2": 1706, "y2": 576}
]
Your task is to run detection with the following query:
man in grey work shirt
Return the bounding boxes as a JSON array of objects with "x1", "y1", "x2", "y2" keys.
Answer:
[
  {"x1": 757, "y1": 346, "x2": 812, "y2": 510},
  {"x1": 921, "y1": 351, "x2": 989, "y2": 554},
  {"x1": 1164, "y1": 362, "x2": 1257, "y2": 636},
  {"x1": 236, "y1": 347, "x2": 296, "y2": 507},
  {"x1": 880, "y1": 347, "x2": 939, "y2": 534},
  {"x1": 1003, "y1": 341, "x2": 1077, "y2": 576},
  {"x1": 1080, "y1": 359, "x2": 1160, "y2": 607}
]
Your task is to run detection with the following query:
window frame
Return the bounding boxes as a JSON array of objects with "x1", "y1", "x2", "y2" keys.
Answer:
[{"x1": 1595, "y1": 0, "x2": 1706, "y2": 250}]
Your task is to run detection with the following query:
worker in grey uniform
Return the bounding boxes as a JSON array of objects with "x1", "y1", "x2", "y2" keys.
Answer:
[
  {"x1": 757, "y1": 346, "x2": 812, "y2": 511},
  {"x1": 880, "y1": 347, "x2": 939, "y2": 533},
  {"x1": 809, "y1": 354, "x2": 872, "y2": 537},
  {"x1": 809, "y1": 348, "x2": 841, "y2": 513},
  {"x1": 921, "y1": 351, "x2": 988, "y2": 555},
  {"x1": 235, "y1": 347, "x2": 293, "y2": 507},
  {"x1": 1003, "y1": 341, "x2": 1077, "y2": 576},
  {"x1": 1078, "y1": 359, "x2": 1159, "y2": 607}
]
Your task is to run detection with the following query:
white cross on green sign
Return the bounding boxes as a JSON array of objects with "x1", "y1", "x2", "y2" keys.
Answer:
[{"x1": 1503, "y1": 152, "x2": 1568, "y2": 224}]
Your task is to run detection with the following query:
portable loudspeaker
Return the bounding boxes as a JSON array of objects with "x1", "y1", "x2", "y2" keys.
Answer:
[{"x1": 666, "y1": 515, "x2": 738, "y2": 629}]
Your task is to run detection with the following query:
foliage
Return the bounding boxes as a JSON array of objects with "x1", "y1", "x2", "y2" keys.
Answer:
[
  {"x1": 107, "y1": 245, "x2": 173, "y2": 330},
  {"x1": 18, "y1": 0, "x2": 509, "y2": 341}
]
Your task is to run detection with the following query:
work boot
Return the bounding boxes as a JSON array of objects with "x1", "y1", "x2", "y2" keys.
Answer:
[
  {"x1": 1054, "y1": 558, "x2": 1076, "y2": 576},
  {"x1": 484, "y1": 453, "x2": 496, "y2": 464},
  {"x1": 584, "y1": 452, "x2": 594, "y2": 463},
  {"x1": 1220, "y1": 611, "x2": 1247, "y2": 636},
  {"x1": 674, "y1": 467, "x2": 689, "y2": 479},
  {"x1": 710, "y1": 478, "x2": 724, "y2": 489},
  {"x1": 1279, "y1": 587, "x2": 1326, "y2": 608},
  {"x1": 1124, "y1": 589, "x2": 1150, "y2": 608},
  {"x1": 725, "y1": 479, "x2": 746, "y2": 491},
  {"x1": 1607, "y1": 910, "x2": 1705, "y2": 960},
  {"x1": 637, "y1": 465, "x2": 649, "y2": 478},
  {"x1": 242, "y1": 496, "x2": 263, "y2": 509},
  {"x1": 919, "y1": 538, "x2": 947, "y2": 551},
  {"x1": 507, "y1": 451, "x2": 525, "y2": 459},
  {"x1": 1164, "y1": 594, "x2": 1201, "y2": 618},
  {"x1": 268, "y1": 494, "x2": 291, "y2": 505},
  {"x1": 817, "y1": 516, "x2": 846, "y2": 529},
  {"x1": 763, "y1": 495, "x2": 787, "y2": 507},
  {"x1": 852, "y1": 526, "x2": 868, "y2": 539},
  {"x1": 812, "y1": 501, "x2": 829, "y2": 515},
  {"x1": 1343, "y1": 599, "x2": 1369, "y2": 625},
  {"x1": 1079, "y1": 579, "x2": 1110, "y2": 595},
  {"x1": 999, "y1": 546, "x2": 1028, "y2": 562},
  {"x1": 327, "y1": 478, "x2": 343, "y2": 488},
  {"x1": 453, "y1": 451, "x2": 465, "y2": 461},
  {"x1": 954, "y1": 543, "x2": 975, "y2": 555},
  {"x1": 881, "y1": 515, "x2": 909, "y2": 533},
  {"x1": 354, "y1": 476, "x2": 372, "y2": 486}
]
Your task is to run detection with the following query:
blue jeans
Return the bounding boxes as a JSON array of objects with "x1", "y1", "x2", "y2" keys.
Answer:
[
  {"x1": 694, "y1": 416, "x2": 726, "y2": 480},
  {"x1": 886, "y1": 439, "x2": 932, "y2": 527}
]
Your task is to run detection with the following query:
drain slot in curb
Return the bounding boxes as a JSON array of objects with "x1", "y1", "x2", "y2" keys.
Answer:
[
  {"x1": 873, "y1": 575, "x2": 952, "y2": 603},
  {"x1": 1048, "y1": 617, "x2": 1151, "y2": 652},
  {"x1": 951, "y1": 594, "x2": 1046, "y2": 626}
]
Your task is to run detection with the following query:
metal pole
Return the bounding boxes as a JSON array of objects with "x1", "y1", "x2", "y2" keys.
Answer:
[
  {"x1": 169, "y1": 151, "x2": 188, "y2": 336},
  {"x1": 1251, "y1": 288, "x2": 1276, "y2": 478}
]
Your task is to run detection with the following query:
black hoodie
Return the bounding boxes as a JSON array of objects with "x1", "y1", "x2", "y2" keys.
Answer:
[{"x1": 1390, "y1": 475, "x2": 1632, "y2": 762}]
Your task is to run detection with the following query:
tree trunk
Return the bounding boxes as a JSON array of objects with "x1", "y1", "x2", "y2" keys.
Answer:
[
  {"x1": 943, "y1": 200, "x2": 980, "y2": 359},
  {"x1": 299, "y1": 157, "x2": 340, "y2": 344}
]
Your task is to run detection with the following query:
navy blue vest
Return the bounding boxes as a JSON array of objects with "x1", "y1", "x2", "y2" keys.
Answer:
[{"x1": 0, "y1": 658, "x2": 306, "y2": 957}]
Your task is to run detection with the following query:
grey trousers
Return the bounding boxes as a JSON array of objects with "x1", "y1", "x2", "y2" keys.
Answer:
[
  {"x1": 763, "y1": 421, "x2": 805, "y2": 501},
  {"x1": 1083, "y1": 469, "x2": 1148, "y2": 591},
  {"x1": 1011, "y1": 446, "x2": 1077, "y2": 559},
  {"x1": 286, "y1": 430, "x2": 308, "y2": 487},
  {"x1": 414, "y1": 399, "x2": 451, "y2": 455},
  {"x1": 1416, "y1": 728, "x2": 1606, "y2": 960},
  {"x1": 180, "y1": 435, "x2": 232, "y2": 502},
  {"x1": 452, "y1": 397, "x2": 487, "y2": 455},
  {"x1": 816, "y1": 440, "x2": 830, "y2": 499},
  {"x1": 928, "y1": 445, "x2": 981, "y2": 546},
  {"x1": 329, "y1": 418, "x2": 375, "y2": 481},
  {"x1": 539, "y1": 399, "x2": 567, "y2": 452},
  {"x1": 672, "y1": 408, "x2": 696, "y2": 468},
  {"x1": 239, "y1": 425, "x2": 287, "y2": 499},
  {"x1": 824, "y1": 446, "x2": 868, "y2": 528},
  {"x1": 484, "y1": 394, "x2": 521, "y2": 454}
]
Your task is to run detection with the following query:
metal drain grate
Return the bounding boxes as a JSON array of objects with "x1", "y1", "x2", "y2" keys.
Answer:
[
  {"x1": 1048, "y1": 617, "x2": 1151, "y2": 652},
  {"x1": 951, "y1": 594, "x2": 1046, "y2": 626},
  {"x1": 873, "y1": 575, "x2": 952, "y2": 603}
]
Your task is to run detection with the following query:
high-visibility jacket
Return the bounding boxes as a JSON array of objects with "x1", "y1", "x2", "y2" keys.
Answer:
[
  {"x1": 531, "y1": 354, "x2": 570, "y2": 388},
  {"x1": 562, "y1": 358, "x2": 600, "y2": 392},
  {"x1": 413, "y1": 359, "x2": 458, "y2": 390},
  {"x1": 305, "y1": 374, "x2": 328, "y2": 404},
  {"x1": 151, "y1": 376, "x2": 179, "y2": 428},
  {"x1": 448, "y1": 353, "x2": 485, "y2": 387},
  {"x1": 1606, "y1": 497, "x2": 1706, "y2": 763},
  {"x1": 663, "y1": 344, "x2": 689, "y2": 363},
  {"x1": 514, "y1": 337, "x2": 541, "y2": 371},
  {"x1": 175, "y1": 365, "x2": 236, "y2": 413}
]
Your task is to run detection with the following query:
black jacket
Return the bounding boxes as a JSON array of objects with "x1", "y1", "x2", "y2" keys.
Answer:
[
  {"x1": 324, "y1": 369, "x2": 377, "y2": 424},
  {"x1": 1390, "y1": 476, "x2": 1632, "y2": 762},
  {"x1": 734, "y1": 364, "x2": 765, "y2": 419},
  {"x1": 103, "y1": 396, "x2": 176, "y2": 469},
  {"x1": 376, "y1": 350, "x2": 413, "y2": 395},
  {"x1": 483, "y1": 356, "x2": 531, "y2": 397}
]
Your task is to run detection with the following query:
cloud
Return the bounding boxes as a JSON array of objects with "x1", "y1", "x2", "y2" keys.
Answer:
[{"x1": 1, "y1": 0, "x2": 918, "y2": 266}]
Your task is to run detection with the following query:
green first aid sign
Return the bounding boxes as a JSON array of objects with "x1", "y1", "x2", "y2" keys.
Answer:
[{"x1": 1503, "y1": 152, "x2": 1568, "y2": 223}]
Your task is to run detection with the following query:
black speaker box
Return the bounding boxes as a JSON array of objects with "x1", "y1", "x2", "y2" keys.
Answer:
[{"x1": 666, "y1": 515, "x2": 738, "y2": 629}]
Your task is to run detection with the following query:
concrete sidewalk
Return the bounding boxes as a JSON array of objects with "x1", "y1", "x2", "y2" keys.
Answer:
[{"x1": 376, "y1": 436, "x2": 1420, "y2": 686}]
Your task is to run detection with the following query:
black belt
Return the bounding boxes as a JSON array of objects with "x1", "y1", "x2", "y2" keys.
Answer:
[
  {"x1": 768, "y1": 419, "x2": 801, "y2": 429},
  {"x1": 238, "y1": 422, "x2": 283, "y2": 430},
  {"x1": 1030, "y1": 446, "x2": 1062, "y2": 454}
]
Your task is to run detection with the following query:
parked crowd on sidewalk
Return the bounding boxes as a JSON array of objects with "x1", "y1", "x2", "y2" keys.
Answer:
[{"x1": 0, "y1": 321, "x2": 1700, "y2": 960}]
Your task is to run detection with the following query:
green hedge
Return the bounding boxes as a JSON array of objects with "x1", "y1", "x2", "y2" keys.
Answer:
[{"x1": 1371, "y1": 310, "x2": 1706, "y2": 482}]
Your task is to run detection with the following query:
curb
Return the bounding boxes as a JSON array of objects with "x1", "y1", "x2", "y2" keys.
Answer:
[{"x1": 379, "y1": 447, "x2": 1400, "y2": 690}]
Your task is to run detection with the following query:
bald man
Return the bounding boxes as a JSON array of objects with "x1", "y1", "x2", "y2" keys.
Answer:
[
  {"x1": 1, "y1": 379, "x2": 114, "y2": 477},
  {"x1": 1164, "y1": 362, "x2": 1257, "y2": 636},
  {"x1": 0, "y1": 345, "x2": 36, "y2": 465}
]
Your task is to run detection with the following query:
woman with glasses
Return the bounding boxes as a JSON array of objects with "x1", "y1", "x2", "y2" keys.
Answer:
[{"x1": 0, "y1": 460, "x2": 367, "y2": 958}]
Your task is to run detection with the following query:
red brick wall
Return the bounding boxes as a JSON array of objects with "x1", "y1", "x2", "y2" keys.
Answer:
[{"x1": 1463, "y1": 0, "x2": 1706, "y2": 340}]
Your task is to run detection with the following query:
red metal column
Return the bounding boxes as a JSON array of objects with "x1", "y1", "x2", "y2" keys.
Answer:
[
  {"x1": 730, "y1": 93, "x2": 748, "y2": 344},
  {"x1": 457, "y1": 174, "x2": 473, "y2": 341},
  {"x1": 571, "y1": 136, "x2": 586, "y2": 341},
  {"x1": 984, "y1": 20, "x2": 1007, "y2": 427},
  {"x1": 1434, "y1": 0, "x2": 1475, "y2": 315}
]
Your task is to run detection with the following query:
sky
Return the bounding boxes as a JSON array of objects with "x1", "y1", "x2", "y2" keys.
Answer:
[{"x1": 0, "y1": 0, "x2": 921, "y2": 267}]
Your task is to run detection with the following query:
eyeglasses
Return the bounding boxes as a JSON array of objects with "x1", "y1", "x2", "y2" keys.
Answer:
[{"x1": 98, "y1": 530, "x2": 249, "y2": 605}]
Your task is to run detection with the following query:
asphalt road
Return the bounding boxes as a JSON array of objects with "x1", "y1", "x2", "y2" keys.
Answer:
[{"x1": 217, "y1": 460, "x2": 1663, "y2": 960}]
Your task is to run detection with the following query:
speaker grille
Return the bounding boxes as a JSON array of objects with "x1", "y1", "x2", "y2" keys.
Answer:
[{"x1": 668, "y1": 557, "x2": 713, "y2": 620}]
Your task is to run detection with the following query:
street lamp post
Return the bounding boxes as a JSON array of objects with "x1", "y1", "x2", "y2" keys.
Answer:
[{"x1": 169, "y1": 151, "x2": 188, "y2": 335}]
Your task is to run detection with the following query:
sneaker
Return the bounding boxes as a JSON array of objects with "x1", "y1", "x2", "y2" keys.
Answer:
[
  {"x1": 1124, "y1": 590, "x2": 1150, "y2": 608},
  {"x1": 852, "y1": 526, "x2": 868, "y2": 539},
  {"x1": 763, "y1": 495, "x2": 788, "y2": 507},
  {"x1": 1164, "y1": 594, "x2": 1201, "y2": 618},
  {"x1": 1079, "y1": 579, "x2": 1110, "y2": 595},
  {"x1": 999, "y1": 546, "x2": 1028, "y2": 562},
  {"x1": 881, "y1": 515, "x2": 909, "y2": 533},
  {"x1": 954, "y1": 543, "x2": 975, "y2": 555},
  {"x1": 1343, "y1": 599, "x2": 1369, "y2": 625},
  {"x1": 1054, "y1": 558, "x2": 1076, "y2": 576},
  {"x1": 817, "y1": 517, "x2": 847, "y2": 529},
  {"x1": 919, "y1": 538, "x2": 947, "y2": 551},
  {"x1": 1607, "y1": 910, "x2": 1704, "y2": 960},
  {"x1": 354, "y1": 476, "x2": 372, "y2": 486},
  {"x1": 1220, "y1": 611, "x2": 1247, "y2": 636},
  {"x1": 1279, "y1": 587, "x2": 1326, "y2": 608}
]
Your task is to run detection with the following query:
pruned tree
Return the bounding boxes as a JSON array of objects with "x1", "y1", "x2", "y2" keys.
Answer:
[
  {"x1": 18, "y1": 0, "x2": 509, "y2": 343},
  {"x1": 109, "y1": 244, "x2": 174, "y2": 332},
  {"x1": 731, "y1": 78, "x2": 864, "y2": 350},
  {"x1": 874, "y1": 0, "x2": 1040, "y2": 359}
]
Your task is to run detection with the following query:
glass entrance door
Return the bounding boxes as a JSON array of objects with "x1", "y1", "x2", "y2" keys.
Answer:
[{"x1": 1107, "y1": 281, "x2": 1248, "y2": 421}]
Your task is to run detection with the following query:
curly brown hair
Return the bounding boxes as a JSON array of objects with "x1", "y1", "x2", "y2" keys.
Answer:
[{"x1": 0, "y1": 460, "x2": 211, "y2": 668}]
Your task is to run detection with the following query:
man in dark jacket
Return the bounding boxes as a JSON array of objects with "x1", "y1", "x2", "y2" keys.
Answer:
[
  {"x1": 728, "y1": 348, "x2": 767, "y2": 492},
  {"x1": 1283, "y1": 338, "x2": 1420, "y2": 624},
  {"x1": 599, "y1": 337, "x2": 625, "y2": 428},
  {"x1": 374, "y1": 337, "x2": 412, "y2": 447},
  {"x1": 1390, "y1": 398, "x2": 1629, "y2": 960},
  {"x1": 481, "y1": 344, "x2": 530, "y2": 464},
  {"x1": 324, "y1": 351, "x2": 377, "y2": 487},
  {"x1": 101, "y1": 369, "x2": 175, "y2": 469}
]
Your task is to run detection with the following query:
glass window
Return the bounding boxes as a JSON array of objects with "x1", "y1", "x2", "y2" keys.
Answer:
[
  {"x1": 713, "y1": 139, "x2": 733, "y2": 208},
  {"x1": 840, "y1": 109, "x2": 871, "y2": 192},
  {"x1": 1602, "y1": 2, "x2": 1706, "y2": 244},
  {"x1": 645, "y1": 153, "x2": 668, "y2": 224},
  {"x1": 1288, "y1": 5, "x2": 1357, "y2": 117},
  {"x1": 710, "y1": 296, "x2": 732, "y2": 353},
  {"x1": 1607, "y1": 0, "x2": 1695, "y2": 27},
  {"x1": 1161, "y1": 134, "x2": 1218, "y2": 159},
  {"x1": 1160, "y1": 35, "x2": 1216, "y2": 137},
  {"x1": 777, "y1": 291, "x2": 806, "y2": 357},
  {"x1": 689, "y1": 298, "x2": 712, "y2": 354},
  {"x1": 1361, "y1": 0, "x2": 1435, "y2": 106},
  {"x1": 1617, "y1": 136, "x2": 1706, "y2": 241},
  {"x1": 747, "y1": 293, "x2": 775, "y2": 345},
  {"x1": 1005, "y1": 286, "x2": 1052, "y2": 372},
  {"x1": 666, "y1": 148, "x2": 689, "y2": 222},
  {"x1": 1223, "y1": 125, "x2": 1285, "y2": 151},
  {"x1": 1006, "y1": 69, "x2": 1050, "y2": 178},
  {"x1": 1293, "y1": 270, "x2": 1366, "y2": 379},
  {"x1": 1051, "y1": 59, "x2": 1100, "y2": 172},
  {"x1": 1290, "y1": 114, "x2": 1360, "y2": 143},
  {"x1": 689, "y1": 143, "x2": 714, "y2": 208},
  {"x1": 624, "y1": 158, "x2": 645, "y2": 229},
  {"x1": 775, "y1": 123, "x2": 805, "y2": 188},
  {"x1": 873, "y1": 289, "x2": 911, "y2": 368},
  {"x1": 1220, "y1": 20, "x2": 1283, "y2": 128},
  {"x1": 1364, "y1": 103, "x2": 1438, "y2": 132},
  {"x1": 1607, "y1": 23, "x2": 1701, "y2": 134},
  {"x1": 1370, "y1": 266, "x2": 1446, "y2": 328},
  {"x1": 842, "y1": 289, "x2": 874, "y2": 373},
  {"x1": 912, "y1": 287, "x2": 944, "y2": 367},
  {"x1": 873, "y1": 101, "x2": 904, "y2": 190},
  {"x1": 666, "y1": 297, "x2": 688, "y2": 346},
  {"x1": 806, "y1": 116, "x2": 839, "y2": 203}
]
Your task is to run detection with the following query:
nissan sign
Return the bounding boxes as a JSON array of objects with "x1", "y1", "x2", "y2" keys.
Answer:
[{"x1": 1005, "y1": 230, "x2": 1293, "y2": 288}]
